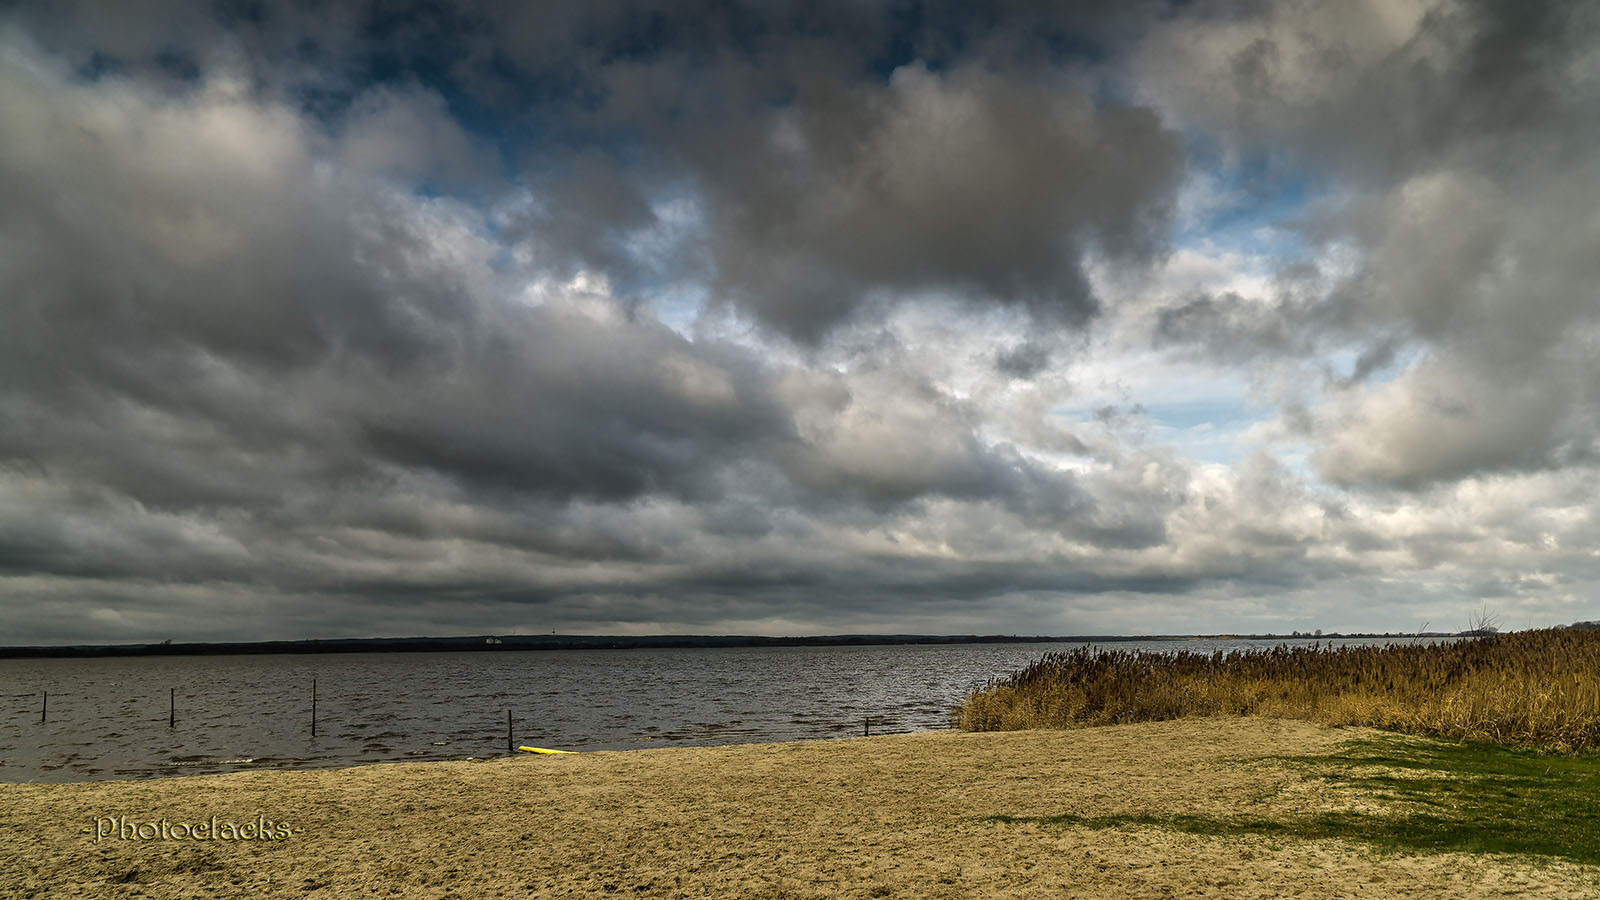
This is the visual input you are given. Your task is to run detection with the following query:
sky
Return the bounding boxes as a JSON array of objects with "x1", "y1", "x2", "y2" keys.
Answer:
[{"x1": 2, "y1": 0, "x2": 1599, "y2": 644}]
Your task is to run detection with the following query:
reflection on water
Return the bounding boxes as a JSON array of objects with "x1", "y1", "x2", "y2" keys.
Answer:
[{"x1": 0, "y1": 638, "x2": 1423, "y2": 782}]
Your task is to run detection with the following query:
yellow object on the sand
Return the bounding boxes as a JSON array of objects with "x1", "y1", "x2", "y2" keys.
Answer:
[{"x1": 519, "y1": 746, "x2": 575, "y2": 754}]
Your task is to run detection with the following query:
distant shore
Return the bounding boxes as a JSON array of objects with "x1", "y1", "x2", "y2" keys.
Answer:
[
  {"x1": 5, "y1": 718, "x2": 1593, "y2": 899},
  {"x1": 0, "y1": 631, "x2": 1458, "y2": 659}
]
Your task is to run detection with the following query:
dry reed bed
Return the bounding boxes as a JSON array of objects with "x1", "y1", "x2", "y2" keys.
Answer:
[{"x1": 954, "y1": 629, "x2": 1600, "y2": 752}]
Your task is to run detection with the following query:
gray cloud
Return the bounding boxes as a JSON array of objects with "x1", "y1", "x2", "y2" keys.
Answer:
[
  {"x1": 3, "y1": 2, "x2": 1599, "y2": 644},
  {"x1": 993, "y1": 342, "x2": 1053, "y2": 380},
  {"x1": 679, "y1": 62, "x2": 1184, "y2": 340},
  {"x1": 1135, "y1": 0, "x2": 1600, "y2": 488},
  {"x1": 1153, "y1": 291, "x2": 1308, "y2": 362}
]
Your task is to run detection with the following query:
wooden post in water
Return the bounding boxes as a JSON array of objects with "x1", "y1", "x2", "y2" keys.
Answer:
[
  {"x1": 864, "y1": 717, "x2": 870, "y2": 737},
  {"x1": 311, "y1": 678, "x2": 317, "y2": 737},
  {"x1": 506, "y1": 710, "x2": 513, "y2": 755},
  {"x1": 40, "y1": 691, "x2": 46, "y2": 724},
  {"x1": 169, "y1": 687, "x2": 175, "y2": 728}
]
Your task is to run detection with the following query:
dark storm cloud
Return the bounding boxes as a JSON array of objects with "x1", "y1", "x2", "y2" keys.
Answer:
[
  {"x1": 475, "y1": 2, "x2": 1189, "y2": 341},
  {"x1": 680, "y1": 63, "x2": 1184, "y2": 340},
  {"x1": 17, "y1": 0, "x2": 1189, "y2": 343},
  {"x1": 0, "y1": 32, "x2": 782, "y2": 510},
  {"x1": 0, "y1": 39, "x2": 774, "y2": 542},
  {"x1": 352, "y1": 306, "x2": 796, "y2": 504}
]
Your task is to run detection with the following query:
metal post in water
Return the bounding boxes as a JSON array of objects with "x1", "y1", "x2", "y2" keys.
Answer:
[
  {"x1": 311, "y1": 678, "x2": 317, "y2": 737},
  {"x1": 864, "y1": 717, "x2": 870, "y2": 737},
  {"x1": 40, "y1": 691, "x2": 46, "y2": 724},
  {"x1": 169, "y1": 687, "x2": 175, "y2": 728}
]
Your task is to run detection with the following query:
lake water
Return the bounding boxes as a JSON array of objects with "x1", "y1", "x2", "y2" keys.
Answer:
[{"x1": 0, "y1": 638, "x2": 1426, "y2": 782}]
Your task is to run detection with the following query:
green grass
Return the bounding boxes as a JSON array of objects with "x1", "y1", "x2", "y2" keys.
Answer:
[{"x1": 985, "y1": 736, "x2": 1600, "y2": 865}]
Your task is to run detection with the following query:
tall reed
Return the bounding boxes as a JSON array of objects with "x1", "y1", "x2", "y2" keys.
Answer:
[{"x1": 953, "y1": 630, "x2": 1600, "y2": 753}]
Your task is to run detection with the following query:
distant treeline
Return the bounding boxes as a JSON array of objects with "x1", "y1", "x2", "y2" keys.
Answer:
[{"x1": 0, "y1": 630, "x2": 1468, "y2": 659}]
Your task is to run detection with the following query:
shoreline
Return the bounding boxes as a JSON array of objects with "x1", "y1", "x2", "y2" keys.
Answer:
[
  {"x1": 0, "y1": 632, "x2": 1457, "y2": 659},
  {"x1": 5, "y1": 717, "x2": 1596, "y2": 899},
  {"x1": 5, "y1": 727, "x2": 957, "y2": 787}
]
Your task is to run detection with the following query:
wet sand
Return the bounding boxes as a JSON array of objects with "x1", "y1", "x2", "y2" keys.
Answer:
[{"x1": 4, "y1": 717, "x2": 1595, "y2": 898}]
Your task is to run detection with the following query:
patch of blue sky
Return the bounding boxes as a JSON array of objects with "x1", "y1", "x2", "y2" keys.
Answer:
[
  {"x1": 1150, "y1": 422, "x2": 1255, "y2": 466},
  {"x1": 1045, "y1": 399, "x2": 1270, "y2": 467},
  {"x1": 1048, "y1": 347, "x2": 1277, "y2": 466},
  {"x1": 649, "y1": 283, "x2": 709, "y2": 338},
  {"x1": 618, "y1": 192, "x2": 709, "y2": 334},
  {"x1": 1174, "y1": 145, "x2": 1322, "y2": 262},
  {"x1": 864, "y1": 4, "x2": 931, "y2": 82},
  {"x1": 1273, "y1": 445, "x2": 1316, "y2": 481},
  {"x1": 1141, "y1": 398, "x2": 1260, "y2": 433},
  {"x1": 479, "y1": 185, "x2": 535, "y2": 273},
  {"x1": 486, "y1": 244, "x2": 520, "y2": 275},
  {"x1": 1144, "y1": 398, "x2": 1276, "y2": 466}
]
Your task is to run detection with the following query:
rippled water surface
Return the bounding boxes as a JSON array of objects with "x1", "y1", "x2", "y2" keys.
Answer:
[{"x1": 1, "y1": 638, "x2": 1418, "y2": 782}]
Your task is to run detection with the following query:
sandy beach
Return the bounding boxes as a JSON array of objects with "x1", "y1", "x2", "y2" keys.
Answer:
[{"x1": 4, "y1": 717, "x2": 1594, "y2": 899}]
